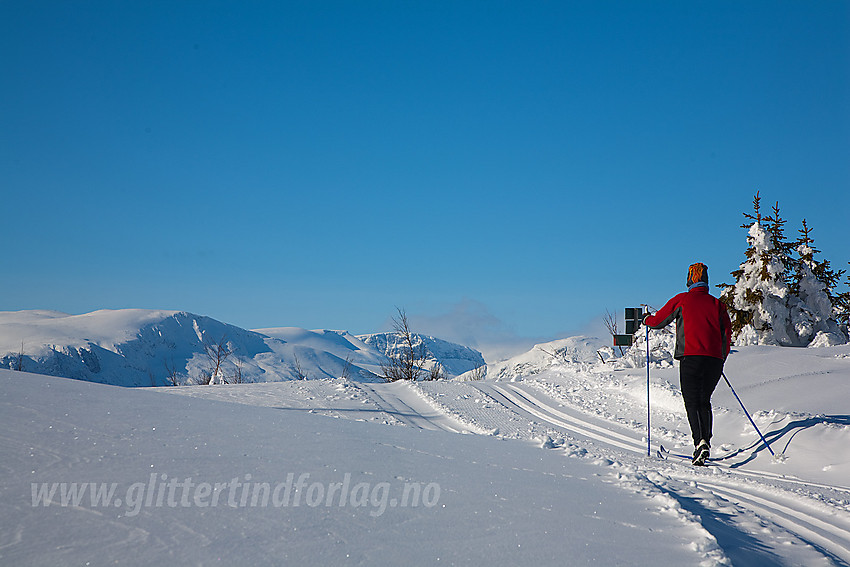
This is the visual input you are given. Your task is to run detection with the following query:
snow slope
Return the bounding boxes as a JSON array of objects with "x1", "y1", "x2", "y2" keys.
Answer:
[
  {"x1": 0, "y1": 310, "x2": 483, "y2": 386},
  {"x1": 164, "y1": 340, "x2": 850, "y2": 565},
  {"x1": 3, "y1": 338, "x2": 849, "y2": 565},
  {"x1": 468, "y1": 335, "x2": 609, "y2": 381},
  {"x1": 4, "y1": 369, "x2": 704, "y2": 566},
  {"x1": 465, "y1": 335, "x2": 850, "y2": 488}
]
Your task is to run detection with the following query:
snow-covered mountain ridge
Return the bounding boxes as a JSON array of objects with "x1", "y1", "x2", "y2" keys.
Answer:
[
  {"x1": 358, "y1": 332, "x2": 485, "y2": 378},
  {"x1": 0, "y1": 309, "x2": 484, "y2": 387}
]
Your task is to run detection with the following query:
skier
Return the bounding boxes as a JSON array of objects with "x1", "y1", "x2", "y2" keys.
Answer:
[{"x1": 643, "y1": 263, "x2": 732, "y2": 466}]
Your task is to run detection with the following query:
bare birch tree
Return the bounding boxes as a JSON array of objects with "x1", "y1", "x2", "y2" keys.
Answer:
[
  {"x1": 381, "y1": 307, "x2": 429, "y2": 382},
  {"x1": 201, "y1": 335, "x2": 233, "y2": 385}
]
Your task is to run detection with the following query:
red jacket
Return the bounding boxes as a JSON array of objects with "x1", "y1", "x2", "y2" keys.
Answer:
[{"x1": 644, "y1": 285, "x2": 732, "y2": 360}]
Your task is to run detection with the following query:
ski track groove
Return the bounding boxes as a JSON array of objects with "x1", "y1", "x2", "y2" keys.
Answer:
[
  {"x1": 355, "y1": 383, "x2": 466, "y2": 434},
  {"x1": 351, "y1": 378, "x2": 850, "y2": 566},
  {"x1": 490, "y1": 383, "x2": 647, "y2": 452},
  {"x1": 699, "y1": 481, "x2": 850, "y2": 566},
  {"x1": 496, "y1": 383, "x2": 850, "y2": 566},
  {"x1": 659, "y1": 447, "x2": 850, "y2": 495},
  {"x1": 472, "y1": 381, "x2": 850, "y2": 566},
  {"x1": 499, "y1": 383, "x2": 850, "y2": 496}
]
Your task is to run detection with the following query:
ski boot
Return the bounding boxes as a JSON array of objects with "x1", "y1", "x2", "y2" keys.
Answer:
[{"x1": 692, "y1": 439, "x2": 710, "y2": 466}]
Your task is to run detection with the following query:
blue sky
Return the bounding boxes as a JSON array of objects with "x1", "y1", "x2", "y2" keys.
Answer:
[{"x1": 2, "y1": 1, "x2": 848, "y2": 357}]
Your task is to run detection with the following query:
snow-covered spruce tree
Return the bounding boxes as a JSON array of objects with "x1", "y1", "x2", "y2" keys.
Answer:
[
  {"x1": 789, "y1": 219, "x2": 847, "y2": 346},
  {"x1": 720, "y1": 193, "x2": 799, "y2": 345},
  {"x1": 838, "y1": 265, "x2": 850, "y2": 335},
  {"x1": 721, "y1": 193, "x2": 847, "y2": 347}
]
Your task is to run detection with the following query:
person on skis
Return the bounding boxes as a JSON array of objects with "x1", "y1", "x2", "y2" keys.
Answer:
[{"x1": 643, "y1": 262, "x2": 732, "y2": 466}]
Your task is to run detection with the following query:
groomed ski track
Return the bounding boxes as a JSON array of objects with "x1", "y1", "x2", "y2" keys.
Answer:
[
  {"x1": 354, "y1": 379, "x2": 850, "y2": 566},
  {"x1": 356, "y1": 382, "x2": 477, "y2": 434}
]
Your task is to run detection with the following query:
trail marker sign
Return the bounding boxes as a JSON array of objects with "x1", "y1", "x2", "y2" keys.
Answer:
[{"x1": 613, "y1": 307, "x2": 645, "y2": 347}]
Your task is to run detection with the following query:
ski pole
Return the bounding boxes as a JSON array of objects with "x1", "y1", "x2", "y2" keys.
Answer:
[
  {"x1": 722, "y1": 371, "x2": 775, "y2": 457},
  {"x1": 646, "y1": 321, "x2": 651, "y2": 457}
]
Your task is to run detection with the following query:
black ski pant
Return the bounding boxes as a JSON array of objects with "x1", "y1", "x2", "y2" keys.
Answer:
[{"x1": 679, "y1": 355, "x2": 724, "y2": 447}]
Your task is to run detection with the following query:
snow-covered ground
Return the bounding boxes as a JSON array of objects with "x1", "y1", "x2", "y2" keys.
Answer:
[{"x1": 2, "y1": 335, "x2": 849, "y2": 565}]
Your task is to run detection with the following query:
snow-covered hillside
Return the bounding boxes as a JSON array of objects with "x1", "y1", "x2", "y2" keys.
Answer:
[
  {"x1": 3, "y1": 339, "x2": 849, "y2": 565},
  {"x1": 468, "y1": 335, "x2": 608, "y2": 381},
  {"x1": 3, "y1": 308, "x2": 850, "y2": 565},
  {"x1": 0, "y1": 310, "x2": 483, "y2": 386}
]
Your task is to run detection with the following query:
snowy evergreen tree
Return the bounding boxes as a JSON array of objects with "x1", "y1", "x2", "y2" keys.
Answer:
[
  {"x1": 722, "y1": 193, "x2": 847, "y2": 347},
  {"x1": 789, "y1": 219, "x2": 846, "y2": 346},
  {"x1": 833, "y1": 263, "x2": 850, "y2": 336},
  {"x1": 721, "y1": 193, "x2": 797, "y2": 346}
]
